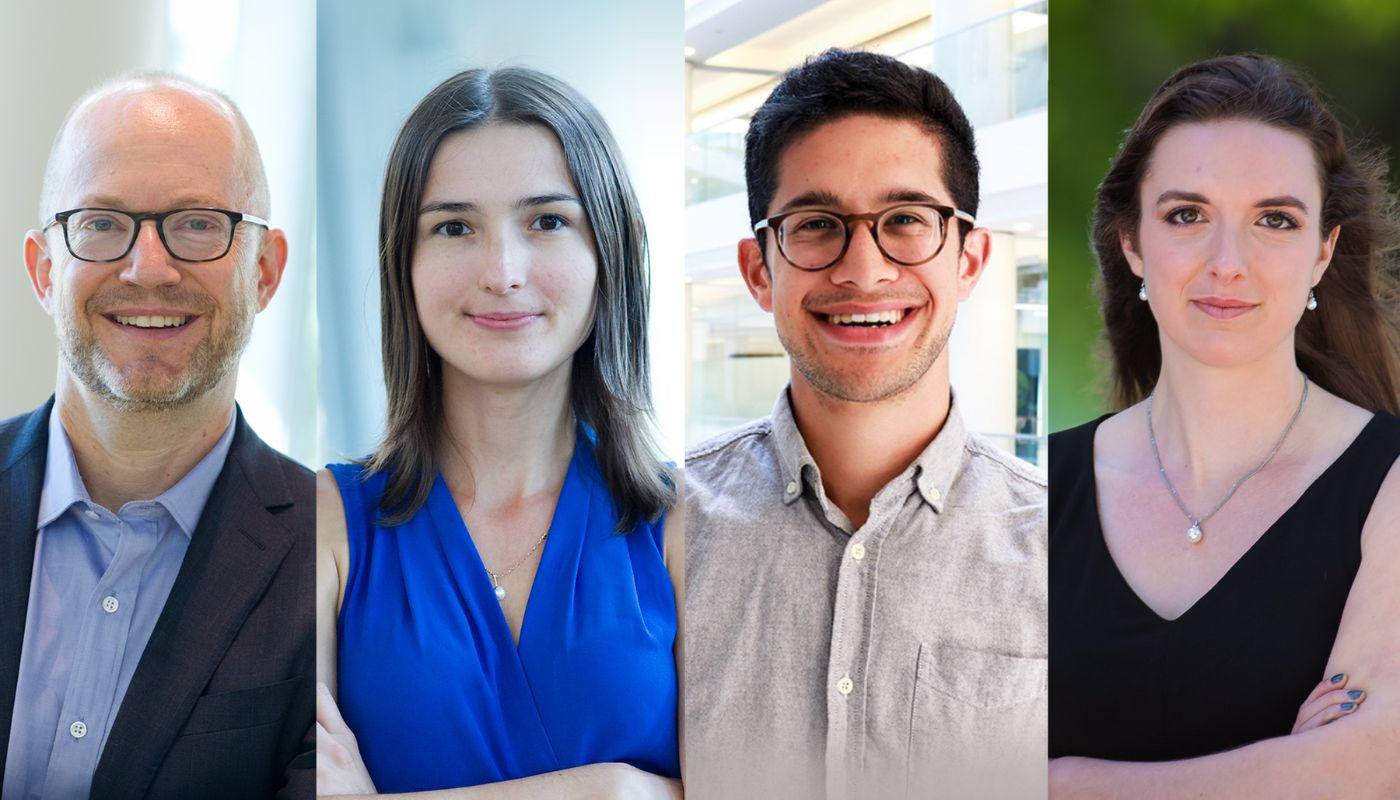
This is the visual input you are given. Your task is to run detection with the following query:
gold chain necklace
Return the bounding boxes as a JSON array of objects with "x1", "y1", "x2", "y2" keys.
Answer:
[{"x1": 485, "y1": 528, "x2": 549, "y2": 603}]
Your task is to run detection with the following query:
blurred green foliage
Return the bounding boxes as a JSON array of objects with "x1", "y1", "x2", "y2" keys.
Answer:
[{"x1": 1049, "y1": 0, "x2": 1400, "y2": 430}]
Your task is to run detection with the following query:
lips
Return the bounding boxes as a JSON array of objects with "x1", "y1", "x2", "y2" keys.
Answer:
[
  {"x1": 1191, "y1": 296, "x2": 1257, "y2": 320},
  {"x1": 467, "y1": 311, "x2": 542, "y2": 331}
]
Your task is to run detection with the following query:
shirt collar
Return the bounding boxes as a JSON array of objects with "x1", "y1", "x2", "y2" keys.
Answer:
[
  {"x1": 768, "y1": 386, "x2": 969, "y2": 514},
  {"x1": 37, "y1": 408, "x2": 238, "y2": 537}
]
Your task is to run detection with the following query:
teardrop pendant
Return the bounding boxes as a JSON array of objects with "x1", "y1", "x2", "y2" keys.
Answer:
[
  {"x1": 494, "y1": 585, "x2": 507, "y2": 602},
  {"x1": 1187, "y1": 523, "x2": 1203, "y2": 544}
]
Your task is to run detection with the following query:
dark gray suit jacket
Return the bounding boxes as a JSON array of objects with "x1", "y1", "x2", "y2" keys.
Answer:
[{"x1": 0, "y1": 399, "x2": 314, "y2": 799}]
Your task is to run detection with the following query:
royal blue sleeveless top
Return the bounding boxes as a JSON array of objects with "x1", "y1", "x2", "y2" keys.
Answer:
[{"x1": 329, "y1": 432, "x2": 678, "y2": 792}]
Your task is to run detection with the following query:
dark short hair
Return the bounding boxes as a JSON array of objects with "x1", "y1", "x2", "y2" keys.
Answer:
[
  {"x1": 368, "y1": 66, "x2": 673, "y2": 530},
  {"x1": 743, "y1": 48, "x2": 980, "y2": 245},
  {"x1": 1094, "y1": 53, "x2": 1400, "y2": 413}
]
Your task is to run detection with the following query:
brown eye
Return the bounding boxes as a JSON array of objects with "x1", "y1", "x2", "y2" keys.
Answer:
[
  {"x1": 432, "y1": 220, "x2": 472, "y2": 237},
  {"x1": 531, "y1": 214, "x2": 570, "y2": 232}
]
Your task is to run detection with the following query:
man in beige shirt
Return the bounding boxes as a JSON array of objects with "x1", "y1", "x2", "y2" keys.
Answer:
[{"x1": 685, "y1": 49, "x2": 1047, "y2": 800}]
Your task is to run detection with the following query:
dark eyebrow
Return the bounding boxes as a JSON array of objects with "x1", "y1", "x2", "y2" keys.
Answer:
[
  {"x1": 1154, "y1": 190, "x2": 1310, "y2": 215},
  {"x1": 774, "y1": 190, "x2": 842, "y2": 215},
  {"x1": 419, "y1": 194, "x2": 581, "y2": 216},
  {"x1": 1255, "y1": 195, "x2": 1309, "y2": 213},
  {"x1": 419, "y1": 201, "x2": 475, "y2": 216},
  {"x1": 885, "y1": 189, "x2": 943, "y2": 205},
  {"x1": 517, "y1": 193, "x2": 580, "y2": 209},
  {"x1": 1154, "y1": 190, "x2": 1210, "y2": 206}
]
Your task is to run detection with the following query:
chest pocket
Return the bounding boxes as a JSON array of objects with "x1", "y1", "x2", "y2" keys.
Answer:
[{"x1": 906, "y1": 643, "x2": 1046, "y2": 798}]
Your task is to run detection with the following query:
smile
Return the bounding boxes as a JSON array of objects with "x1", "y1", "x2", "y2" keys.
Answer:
[
  {"x1": 824, "y1": 309, "x2": 906, "y2": 327},
  {"x1": 111, "y1": 314, "x2": 192, "y2": 329}
]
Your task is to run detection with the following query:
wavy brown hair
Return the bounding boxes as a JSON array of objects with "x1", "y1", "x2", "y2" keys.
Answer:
[
  {"x1": 1093, "y1": 54, "x2": 1400, "y2": 413},
  {"x1": 366, "y1": 67, "x2": 673, "y2": 530}
]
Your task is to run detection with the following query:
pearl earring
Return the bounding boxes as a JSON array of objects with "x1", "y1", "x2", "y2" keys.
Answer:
[
  {"x1": 1306, "y1": 290, "x2": 1318, "y2": 311},
  {"x1": 1138, "y1": 281, "x2": 1148, "y2": 302}
]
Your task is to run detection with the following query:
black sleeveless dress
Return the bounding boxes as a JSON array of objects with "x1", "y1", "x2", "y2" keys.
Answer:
[{"x1": 1049, "y1": 412, "x2": 1400, "y2": 760}]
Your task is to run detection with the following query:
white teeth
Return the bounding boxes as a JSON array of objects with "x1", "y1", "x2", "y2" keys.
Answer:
[
  {"x1": 113, "y1": 315, "x2": 190, "y2": 329},
  {"x1": 826, "y1": 309, "x2": 906, "y2": 326}
]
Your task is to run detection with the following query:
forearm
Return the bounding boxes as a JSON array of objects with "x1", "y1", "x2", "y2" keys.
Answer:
[
  {"x1": 323, "y1": 762, "x2": 681, "y2": 800},
  {"x1": 1051, "y1": 713, "x2": 1399, "y2": 799}
]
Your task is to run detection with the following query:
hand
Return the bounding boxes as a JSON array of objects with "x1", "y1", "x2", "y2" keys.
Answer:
[
  {"x1": 317, "y1": 682, "x2": 378, "y2": 796},
  {"x1": 1292, "y1": 672, "x2": 1366, "y2": 734}
]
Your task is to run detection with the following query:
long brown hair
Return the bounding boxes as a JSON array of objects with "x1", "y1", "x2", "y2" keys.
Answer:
[
  {"x1": 1093, "y1": 54, "x2": 1400, "y2": 413},
  {"x1": 366, "y1": 67, "x2": 673, "y2": 530}
]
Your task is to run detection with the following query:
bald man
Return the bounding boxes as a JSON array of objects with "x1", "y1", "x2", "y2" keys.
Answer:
[{"x1": 0, "y1": 73, "x2": 313, "y2": 799}]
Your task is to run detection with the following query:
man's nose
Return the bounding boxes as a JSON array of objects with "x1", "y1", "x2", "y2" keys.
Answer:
[
  {"x1": 827, "y1": 221, "x2": 899, "y2": 291},
  {"x1": 118, "y1": 221, "x2": 182, "y2": 288}
]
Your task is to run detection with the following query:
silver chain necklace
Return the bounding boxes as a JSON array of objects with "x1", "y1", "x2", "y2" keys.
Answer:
[
  {"x1": 1146, "y1": 374, "x2": 1309, "y2": 544},
  {"x1": 486, "y1": 528, "x2": 549, "y2": 603}
]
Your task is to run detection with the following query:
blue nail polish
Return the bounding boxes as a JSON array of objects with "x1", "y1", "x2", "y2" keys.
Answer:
[
  {"x1": 1348, "y1": 690, "x2": 1364, "y2": 700},
  {"x1": 1340, "y1": 702, "x2": 1356, "y2": 711},
  {"x1": 1330, "y1": 673, "x2": 1345, "y2": 684}
]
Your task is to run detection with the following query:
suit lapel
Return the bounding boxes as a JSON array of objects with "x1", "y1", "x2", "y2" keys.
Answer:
[
  {"x1": 0, "y1": 400, "x2": 53, "y2": 781},
  {"x1": 91, "y1": 413, "x2": 298, "y2": 800}
]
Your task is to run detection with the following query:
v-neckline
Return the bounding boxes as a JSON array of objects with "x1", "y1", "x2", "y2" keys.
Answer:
[
  {"x1": 428, "y1": 436, "x2": 582, "y2": 653},
  {"x1": 1087, "y1": 412, "x2": 1378, "y2": 623}
]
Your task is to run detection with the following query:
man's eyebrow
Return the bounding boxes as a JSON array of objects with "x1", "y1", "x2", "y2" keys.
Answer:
[
  {"x1": 78, "y1": 195, "x2": 229, "y2": 210},
  {"x1": 885, "y1": 189, "x2": 943, "y2": 205},
  {"x1": 774, "y1": 190, "x2": 843, "y2": 215}
]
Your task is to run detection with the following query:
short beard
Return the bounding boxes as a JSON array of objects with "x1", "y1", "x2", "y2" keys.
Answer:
[
  {"x1": 781, "y1": 296, "x2": 954, "y2": 404},
  {"x1": 54, "y1": 270, "x2": 257, "y2": 413}
]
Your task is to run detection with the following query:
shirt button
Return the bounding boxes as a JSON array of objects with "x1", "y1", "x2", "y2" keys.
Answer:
[
  {"x1": 785, "y1": 481, "x2": 798, "y2": 496},
  {"x1": 836, "y1": 676, "x2": 854, "y2": 696},
  {"x1": 70, "y1": 721, "x2": 87, "y2": 739},
  {"x1": 929, "y1": 487, "x2": 942, "y2": 502},
  {"x1": 850, "y1": 543, "x2": 866, "y2": 561},
  {"x1": 84, "y1": 509, "x2": 100, "y2": 520},
  {"x1": 101, "y1": 596, "x2": 119, "y2": 614}
]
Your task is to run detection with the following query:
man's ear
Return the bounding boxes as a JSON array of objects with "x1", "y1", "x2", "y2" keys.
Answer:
[
  {"x1": 738, "y1": 237, "x2": 774, "y2": 312},
  {"x1": 955, "y1": 227, "x2": 992, "y2": 301},
  {"x1": 24, "y1": 229, "x2": 57, "y2": 314},
  {"x1": 253, "y1": 228, "x2": 289, "y2": 310}
]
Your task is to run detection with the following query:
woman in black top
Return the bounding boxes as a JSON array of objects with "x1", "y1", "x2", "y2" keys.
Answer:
[{"x1": 1050, "y1": 54, "x2": 1400, "y2": 796}]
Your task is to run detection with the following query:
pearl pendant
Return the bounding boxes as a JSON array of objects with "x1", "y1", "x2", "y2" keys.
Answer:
[
  {"x1": 1187, "y1": 523, "x2": 1203, "y2": 544},
  {"x1": 494, "y1": 585, "x2": 506, "y2": 602}
]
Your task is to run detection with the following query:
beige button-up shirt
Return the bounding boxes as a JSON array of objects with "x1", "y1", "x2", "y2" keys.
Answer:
[{"x1": 685, "y1": 390, "x2": 1047, "y2": 799}]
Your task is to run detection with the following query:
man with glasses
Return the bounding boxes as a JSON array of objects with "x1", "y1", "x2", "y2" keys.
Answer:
[
  {"x1": 1, "y1": 74, "x2": 312, "y2": 797},
  {"x1": 685, "y1": 49, "x2": 1046, "y2": 799}
]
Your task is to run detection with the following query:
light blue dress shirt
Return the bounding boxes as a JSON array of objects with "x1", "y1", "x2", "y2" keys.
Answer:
[{"x1": 2, "y1": 409, "x2": 235, "y2": 800}]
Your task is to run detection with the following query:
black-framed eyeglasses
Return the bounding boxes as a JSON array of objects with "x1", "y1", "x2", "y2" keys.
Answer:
[
  {"x1": 42, "y1": 207, "x2": 270, "y2": 263},
  {"x1": 753, "y1": 203, "x2": 976, "y2": 271}
]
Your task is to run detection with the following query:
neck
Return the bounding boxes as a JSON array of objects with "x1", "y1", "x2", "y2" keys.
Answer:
[
  {"x1": 55, "y1": 371, "x2": 236, "y2": 510},
  {"x1": 436, "y1": 367, "x2": 576, "y2": 508},
  {"x1": 789, "y1": 361, "x2": 951, "y2": 528},
  {"x1": 1148, "y1": 347, "x2": 1307, "y2": 492}
]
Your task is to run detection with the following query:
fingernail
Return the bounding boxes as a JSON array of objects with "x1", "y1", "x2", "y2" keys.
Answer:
[
  {"x1": 1347, "y1": 690, "x2": 1364, "y2": 700},
  {"x1": 1330, "y1": 673, "x2": 1345, "y2": 684},
  {"x1": 1340, "y1": 702, "x2": 1357, "y2": 712}
]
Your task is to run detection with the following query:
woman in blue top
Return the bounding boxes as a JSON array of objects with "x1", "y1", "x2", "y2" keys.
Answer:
[{"x1": 315, "y1": 67, "x2": 682, "y2": 798}]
